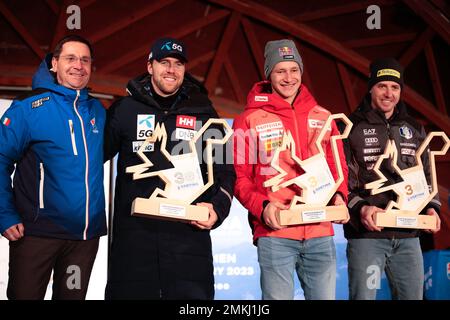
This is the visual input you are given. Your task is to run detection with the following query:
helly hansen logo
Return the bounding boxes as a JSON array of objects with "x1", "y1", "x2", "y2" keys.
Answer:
[{"x1": 176, "y1": 115, "x2": 196, "y2": 129}]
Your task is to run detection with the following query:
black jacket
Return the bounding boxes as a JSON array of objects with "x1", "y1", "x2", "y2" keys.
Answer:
[
  {"x1": 104, "y1": 73, "x2": 236, "y2": 299},
  {"x1": 343, "y1": 94, "x2": 440, "y2": 239}
]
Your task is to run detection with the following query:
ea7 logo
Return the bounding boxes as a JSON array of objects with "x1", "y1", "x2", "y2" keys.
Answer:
[
  {"x1": 363, "y1": 128, "x2": 376, "y2": 135},
  {"x1": 137, "y1": 114, "x2": 155, "y2": 140}
]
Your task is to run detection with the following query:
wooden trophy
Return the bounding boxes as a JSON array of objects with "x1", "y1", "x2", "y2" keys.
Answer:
[
  {"x1": 365, "y1": 132, "x2": 450, "y2": 230},
  {"x1": 263, "y1": 113, "x2": 352, "y2": 226},
  {"x1": 126, "y1": 118, "x2": 232, "y2": 222}
]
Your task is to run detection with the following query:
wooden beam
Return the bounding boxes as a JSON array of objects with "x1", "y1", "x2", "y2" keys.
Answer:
[
  {"x1": 399, "y1": 27, "x2": 435, "y2": 67},
  {"x1": 403, "y1": 85, "x2": 450, "y2": 133},
  {"x1": 186, "y1": 50, "x2": 215, "y2": 71},
  {"x1": 345, "y1": 33, "x2": 417, "y2": 48},
  {"x1": 224, "y1": 58, "x2": 246, "y2": 105},
  {"x1": 45, "y1": 0, "x2": 59, "y2": 15},
  {"x1": 205, "y1": 11, "x2": 241, "y2": 94},
  {"x1": 90, "y1": 0, "x2": 175, "y2": 44},
  {"x1": 429, "y1": 0, "x2": 450, "y2": 20},
  {"x1": 210, "y1": 95, "x2": 243, "y2": 118},
  {"x1": 241, "y1": 17, "x2": 264, "y2": 80},
  {"x1": 0, "y1": 2, "x2": 46, "y2": 60},
  {"x1": 209, "y1": 0, "x2": 450, "y2": 134},
  {"x1": 78, "y1": 0, "x2": 97, "y2": 9},
  {"x1": 294, "y1": 0, "x2": 395, "y2": 22},
  {"x1": 336, "y1": 62, "x2": 358, "y2": 113},
  {"x1": 424, "y1": 43, "x2": 447, "y2": 116},
  {"x1": 101, "y1": 9, "x2": 230, "y2": 73},
  {"x1": 402, "y1": 0, "x2": 450, "y2": 44}
]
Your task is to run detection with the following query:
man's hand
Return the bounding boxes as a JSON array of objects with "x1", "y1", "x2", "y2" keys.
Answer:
[
  {"x1": 191, "y1": 202, "x2": 218, "y2": 230},
  {"x1": 424, "y1": 208, "x2": 441, "y2": 233},
  {"x1": 262, "y1": 201, "x2": 288, "y2": 230},
  {"x1": 2, "y1": 223, "x2": 24, "y2": 241},
  {"x1": 331, "y1": 193, "x2": 349, "y2": 224},
  {"x1": 360, "y1": 205, "x2": 384, "y2": 232}
]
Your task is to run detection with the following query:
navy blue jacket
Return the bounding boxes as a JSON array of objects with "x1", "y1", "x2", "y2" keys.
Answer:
[{"x1": 0, "y1": 55, "x2": 106, "y2": 240}]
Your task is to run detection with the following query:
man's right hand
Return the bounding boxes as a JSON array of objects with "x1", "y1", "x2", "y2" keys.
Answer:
[
  {"x1": 360, "y1": 205, "x2": 384, "y2": 232},
  {"x1": 262, "y1": 202, "x2": 288, "y2": 230},
  {"x1": 2, "y1": 223, "x2": 24, "y2": 241}
]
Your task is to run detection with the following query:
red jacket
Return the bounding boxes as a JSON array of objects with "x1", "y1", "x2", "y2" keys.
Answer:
[{"x1": 233, "y1": 81, "x2": 348, "y2": 242}]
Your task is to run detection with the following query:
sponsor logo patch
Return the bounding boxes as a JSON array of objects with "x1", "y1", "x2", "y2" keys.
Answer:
[
  {"x1": 399, "y1": 126, "x2": 413, "y2": 139},
  {"x1": 31, "y1": 96, "x2": 50, "y2": 109},
  {"x1": 259, "y1": 129, "x2": 283, "y2": 141},
  {"x1": 255, "y1": 96, "x2": 269, "y2": 102},
  {"x1": 363, "y1": 148, "x2": 381, "y2": 154},
  {"x1": 132, "y1": 141, "x2": 154, "y2": 153},
  {"x1": 401, "y1": 148, "x2": 415, "y2": 156},
  {"x1": 376, "y1": 69, "x2": 400, "y2": 79},
  {"x1": 2, "y1": 117, "x2": 11, "y2": 126},
  {"x1": 90, "y1": 117, "x2": 98, "y2": 133},
  {"x1": 364, "y1": 137, "x2": 379, "y2": 146},
  {"x1": 175, "y1": 128, "x2": 196, "y2": 141},
  {"x1": 137, "y1": 114, "x2": 155, "y2": 140},
  {"x1": 255, "y1": 121, "x2": 283, "y2": 132},
  {"x1": 363, "y1": 128, "x2": 376, "y2": 136},
  {"x1": 176, "y1": 115, "x2": 196, "y2": 129}
]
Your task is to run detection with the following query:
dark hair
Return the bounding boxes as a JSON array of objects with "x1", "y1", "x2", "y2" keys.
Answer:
[{"x1": 53, "y1": 35, "x2": 93, "y2": 58}]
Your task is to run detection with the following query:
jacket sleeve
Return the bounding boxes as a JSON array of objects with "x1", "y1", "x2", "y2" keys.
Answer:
[
  {"x1": 210, "y1": 126, "x2": 236, "y2": 229},
  {"x1": 103, "y1": 100, "x2": 122, "y2": 162},
  {"x1": 338, "y1": 122, "x2": 369, "y2": 218},
  {"x1": 232, "y1": 115, "x2": 269, "y2": 222},
  {"x1": 419, "y1": 126, "x2": 441, "y2": 214},
  {"x1": 325, "y1": 120, "x2": 349, "y2": 202},
  {"x1": 0, "y1": 101, "x2": 31, "y2": 233}
]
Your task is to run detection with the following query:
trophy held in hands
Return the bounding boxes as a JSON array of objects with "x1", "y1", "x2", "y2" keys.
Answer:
[
  {"x1": 126, "y1": 118, "x2": 232, "y2": 222},
  {"x1": 264, "y1": 113, "x2": 352, "y2": 226},
  {"x1": 365, "y1": 132, "x2": 450, "y2": 230}
]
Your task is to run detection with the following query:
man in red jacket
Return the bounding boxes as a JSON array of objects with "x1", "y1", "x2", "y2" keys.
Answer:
[{"x1": 233, "y1": 39, "x2": 349, "y2": 300}]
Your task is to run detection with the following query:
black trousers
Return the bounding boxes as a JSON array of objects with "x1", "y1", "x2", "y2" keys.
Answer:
[{"x1": 7, "y1": 235, "x2": 99, "y2": 300}]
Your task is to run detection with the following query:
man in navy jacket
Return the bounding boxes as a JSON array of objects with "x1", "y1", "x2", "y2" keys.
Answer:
[{"x1": 0, "y1": 35, "x2": 106, "y2": 299}]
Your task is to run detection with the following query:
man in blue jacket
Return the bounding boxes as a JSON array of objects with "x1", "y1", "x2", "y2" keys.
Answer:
[{"x1": 0, "y1": 35, "x2": 106, "y2": 299}]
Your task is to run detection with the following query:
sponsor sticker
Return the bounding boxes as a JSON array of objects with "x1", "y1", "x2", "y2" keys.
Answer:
[
  {"x1": 255, "y1": 96, "x2": 269, "y2": 102},
  {"x1": 176, "y1": 115, "x2": 196, "y2": 129},
  {"x1": 137, "y1": 114, "x2": 155, "y2": 140},
  {"x1": 399, "y1": 125, "x2": 413, "y2": 139},
  {"x1": 259, "y1": 129, "x2": 283, "y2": 141},
  {"x1": 31, "y1": 96, "x2": 50, "y2": 109},
  {"x1": 376, "y1": 69, "x2": 401, "y2": 79},
  {"x1": 363, "y1": 128, "x2": 376, "y2": 135},
  {"x1": 90, "y1": 117, "x2": 98, "y2": 133},
  {"x1": 401, "y1": 148, "x2": 415, "y2": 156},
  {"x1": 132, "y1": 141, "x2": 154, "y2": 153},
  {"x1": 255, "y1": 121, "x2": 283, "y2": 132},
  {"x1": 175, "y1": 128, "x2": 196, "y2": 141}
]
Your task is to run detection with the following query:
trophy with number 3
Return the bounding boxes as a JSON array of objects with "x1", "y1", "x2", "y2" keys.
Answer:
[
  {"x1": 263, "y1": 113, "x2": 352, "y2": 226},
  {"x1": 365, "y1": 132, "x2": 450, "y2": 230},
  {"x1": 126, "y1": 118, "x2": 232, "y2": 222}
]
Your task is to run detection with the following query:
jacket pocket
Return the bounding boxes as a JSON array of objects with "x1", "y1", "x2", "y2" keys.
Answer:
[
  {"x1": 68, "y1": 119, "x2": 78, "y2": 156},
  {"x1": 39, "y1": 162, "x2": 44, "y2": 209}
]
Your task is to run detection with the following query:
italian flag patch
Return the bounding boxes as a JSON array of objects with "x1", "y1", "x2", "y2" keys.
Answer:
[{"x1": 2, "y1": 117, "x2": 10, "y2": 126}]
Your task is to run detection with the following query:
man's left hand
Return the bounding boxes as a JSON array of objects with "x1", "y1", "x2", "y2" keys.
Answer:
[
  {"x1": 331, "y1": 193, "x2": 349, "y2": 224},
  {"x1": 424, "y1": 208, "x2": 441, "y2": 233},
  {"x1": 191, "y1": 202, "x2": 218, "y2": 230}
]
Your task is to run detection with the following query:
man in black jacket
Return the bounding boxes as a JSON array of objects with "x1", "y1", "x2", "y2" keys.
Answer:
[
  {"x1": 343, "y1": 58, "x2": 441, "y2": 300},
  {"x1": 104, "y1": 37, "x2": 235, "y2": 299}
]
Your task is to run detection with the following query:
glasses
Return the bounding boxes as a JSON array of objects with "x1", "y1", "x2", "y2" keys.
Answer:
[{"x1": 57, "y1": 55, "x2": 92, "y2": 65}]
